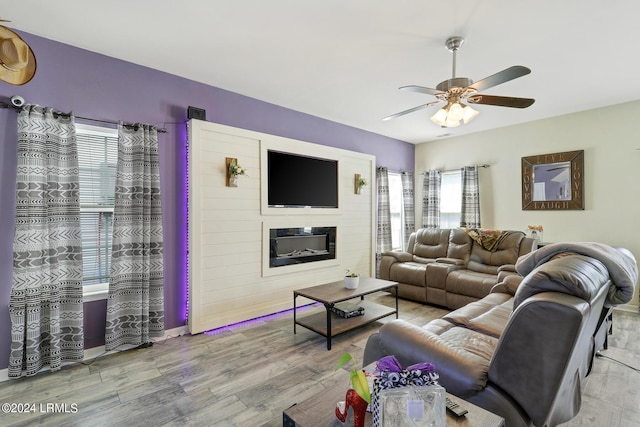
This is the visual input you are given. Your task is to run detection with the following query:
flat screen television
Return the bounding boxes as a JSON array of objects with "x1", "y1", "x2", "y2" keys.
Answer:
[{"x1": 267, "y1": 150, "x2": 338, "y2": 208}]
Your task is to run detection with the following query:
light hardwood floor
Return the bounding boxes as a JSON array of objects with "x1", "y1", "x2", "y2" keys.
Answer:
[{"x1": 1, "y1": 294, "x2": 638, "y2": 427}]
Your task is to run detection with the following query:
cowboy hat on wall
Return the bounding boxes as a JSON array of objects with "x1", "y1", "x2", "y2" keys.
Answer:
[{"x1": 0, "y1": 25, "x2": 37, "y2": 86}]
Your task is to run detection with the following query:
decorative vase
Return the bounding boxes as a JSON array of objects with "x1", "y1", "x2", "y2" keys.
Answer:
[
  {"x1": 529, "y1": 229, "x2": 543, "y2": 243},
  {"x1": 335, "y1": 388, "x2": 368, "y2": 427},
  {"x1": 344, "y1": 276, "x2": 359, "y2": 289},
  {"x1": 229, "y1": 174, "x2": 238, "y2": 187}
]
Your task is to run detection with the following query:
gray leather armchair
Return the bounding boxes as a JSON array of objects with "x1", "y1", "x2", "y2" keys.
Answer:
[{"x1": 364, "y1": 243, "x2": 637, "y2": 427}]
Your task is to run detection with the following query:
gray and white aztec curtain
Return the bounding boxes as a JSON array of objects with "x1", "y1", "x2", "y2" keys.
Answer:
[
  {"x1": 9, "y1": 105, "x2": 84, "y2": 378},
  {"x1": 422, "y1": 170, "x2": 441, "y2": 229},
  {"x1": 376, "y1": 167, "x2": 392, "y2": 276},
  {"x1": 400, "y1": 172, "x2": 415, "y2": 250},
  {"x1": 105, "y1": 123, "x2": 164, "y2": 350},
  {"x1": 461, "y1": 165, "x2": 481, "y2": 228}
]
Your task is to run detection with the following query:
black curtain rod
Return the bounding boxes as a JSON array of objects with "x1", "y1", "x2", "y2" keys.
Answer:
[{"x1": 0, "y1": 101, "x2": 168, "y2": 133}]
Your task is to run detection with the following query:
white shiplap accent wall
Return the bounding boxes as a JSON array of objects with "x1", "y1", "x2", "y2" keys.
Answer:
[{"x1": 188, "y1": 120, "x2": 376, "y2": 334}]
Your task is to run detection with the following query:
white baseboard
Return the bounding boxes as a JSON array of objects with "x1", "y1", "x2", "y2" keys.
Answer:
[{"x1": 0, "y1": 325, "x2": 188, "y2": 383}]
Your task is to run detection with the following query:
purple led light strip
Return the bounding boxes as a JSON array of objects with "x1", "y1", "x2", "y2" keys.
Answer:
[
  {"x1": 204, "y1": 302, "x2": 320, "y2": 336},
  {"x1": 184, "y1": 122, "x2": 190, "y2": 324}
]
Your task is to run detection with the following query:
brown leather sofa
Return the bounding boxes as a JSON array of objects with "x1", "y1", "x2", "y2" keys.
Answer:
[
  {"x1": 364, "y1": 243, "x2": 638, "y2": 427},
  {"x1": 379, "y1": 228, "x2": 537, "y2": 309}
]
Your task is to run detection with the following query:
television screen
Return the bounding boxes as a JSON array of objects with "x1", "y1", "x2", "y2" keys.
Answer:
[{"x1": 267, "y1": 150, "x2": 338, "y2": 208}]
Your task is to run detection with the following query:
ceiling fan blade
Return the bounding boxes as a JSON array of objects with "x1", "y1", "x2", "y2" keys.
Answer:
[
  {"x1": 467, "y1": 94, "x2": 535, "y2": 108},
  {"x1": 382, "y1": 102, "x2": 440, "y2": 121},
  {"x1": 399, "y1": 85, "x2": 444, "y2": 96},
  {"x1": 467, "y1": 66, "x2": 531, "y2": 92}
]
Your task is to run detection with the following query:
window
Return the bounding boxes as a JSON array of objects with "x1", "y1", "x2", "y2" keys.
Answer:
[
  {"x1": 440, "y1": 170, "x2": 462, "y2": 228},
  {"x1": 388, "y1": 172, "x2": 404, "y2": 251},
  {"x1": 76, "y1": 124, "x2": 118, "y2": 299}
]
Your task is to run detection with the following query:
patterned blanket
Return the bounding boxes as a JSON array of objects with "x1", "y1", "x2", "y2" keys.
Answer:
[
  {"x1": 463, "y1": 228, "x2": 516, "y2": 252},
  {"x1": 516, "y1": 242, "x2": 638, "y2": 307}
]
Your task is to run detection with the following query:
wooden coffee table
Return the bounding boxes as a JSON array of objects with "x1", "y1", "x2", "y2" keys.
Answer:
[
  {"x1": 293, "y1": 278, "x2": 398, "y2": 350},
  {"x1": 283, "y1": 382, "x2": 505, "y2": 426}
]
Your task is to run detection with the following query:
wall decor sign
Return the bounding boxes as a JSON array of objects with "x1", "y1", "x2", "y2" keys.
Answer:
[{"x1": 521, "y1": 150, "x2": 584, "y2": 210}]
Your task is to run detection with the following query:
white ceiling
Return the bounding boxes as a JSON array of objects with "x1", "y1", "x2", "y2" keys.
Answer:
[{"x1": 5, "y1": 0, "x2": 640, "y2": 144}]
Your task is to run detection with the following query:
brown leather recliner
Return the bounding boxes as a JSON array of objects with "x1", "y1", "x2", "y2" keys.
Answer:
[
  {"x1": 365, "y1": 243, "x2": 637, "y2": 427},
  {"x1": 379, "y1": 228, "x2": 537, "y2": 309}
]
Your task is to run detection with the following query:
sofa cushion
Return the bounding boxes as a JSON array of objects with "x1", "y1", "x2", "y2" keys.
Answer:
[
  {"x1": 446, "y1": 228, "x2": 473, "y2": 260},
  {"x1": 443, "y1": 293, "x2": 513, "y2": 338},
  {"x1": 468, "y1": 231, "x2": 524, "y2": 271},
  {"x1": 438, "y1": 327, "x2": 498, "y2": 369},
  {"x1": 446, "y1": 270, "x2": 497, "y2": 299},
  {"x1": 412, "y1": 228, "x2": 450, "y2": 260},
  {"x1": 389, "y1": 262, "x2": 428, "y2": 286}
]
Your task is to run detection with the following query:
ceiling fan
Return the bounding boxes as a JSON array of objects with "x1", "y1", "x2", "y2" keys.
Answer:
[{"x1": 383, "y1": 36, "x2": 535, "y2": 128}]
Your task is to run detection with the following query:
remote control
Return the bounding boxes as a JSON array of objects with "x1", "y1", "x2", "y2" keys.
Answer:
[{"x1": 445, "y1": 397, "x2": 468, "y2": 417}]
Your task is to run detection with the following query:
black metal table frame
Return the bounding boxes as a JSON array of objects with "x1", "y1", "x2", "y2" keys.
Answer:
[{"x1": 293, "y1": 281, "x2": 398, "y2": 350}]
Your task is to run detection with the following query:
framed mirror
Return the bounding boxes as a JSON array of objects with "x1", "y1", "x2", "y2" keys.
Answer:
[{"x1": 521, "y1": 150, "x2": 584, "y2": 210}]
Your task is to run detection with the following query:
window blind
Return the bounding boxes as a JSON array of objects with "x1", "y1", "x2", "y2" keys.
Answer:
[{"x1": 76, "y1": 125, "x2": 118, "y2": 286}]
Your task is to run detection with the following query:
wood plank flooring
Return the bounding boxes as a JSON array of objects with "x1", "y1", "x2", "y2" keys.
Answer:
[{"x1": 0, "y1": 294, "x2": 638, "y2": 427}]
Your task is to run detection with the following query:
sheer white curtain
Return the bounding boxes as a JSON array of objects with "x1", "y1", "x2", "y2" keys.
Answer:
[
  {"x1": 105, "y1": 123, "x2": 164, "y2": 350},
  {"x1": 9, "y1": 105, "x2": 84, "y2": 377}
]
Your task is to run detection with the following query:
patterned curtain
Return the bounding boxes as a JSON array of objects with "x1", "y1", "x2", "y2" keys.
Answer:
[
  {"x1": 376, "y1": 167, "x2": 392, "y2": 276},
  {"x1": 461, "y1": 165, "x2": 481, "y2": 228},
  {"x1": 9, "y1": 105, "x2": 84, "y2": 377},
  {"x1": 105, "y1": 123, "x2": 164, "y2": 350},
  {"x1": 422, "y1": 170, "x2": 441, "y2": 228},
  {"x1": 400, "y1": 172, "x2": 415, "y2": 250}
]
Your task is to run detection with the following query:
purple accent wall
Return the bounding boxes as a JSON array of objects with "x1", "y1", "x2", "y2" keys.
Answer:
[{"x1": 0, "y1": 31, "x2": 414, "y2": 370}]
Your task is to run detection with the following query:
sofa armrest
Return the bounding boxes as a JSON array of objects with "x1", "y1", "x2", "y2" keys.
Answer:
[
  {"x1": 490, "y1": 274, "x2": 523, "y2": 295},
  {"x1": 425, "y1": 261, "x2": 464, "y2": 291},
  {"x1": 379, "y1": 251, "x2": 413, "y2": 280},
  {"x1": 497, "y1": 264, "x2": 520, "y2": 283},
  {"x1": 373, "y1": 320, "x2": 492, "y2": 398},
  {"x1": 382, "y1": 251, "x2": 413, "y2": 262},
  {"x1": 497, "y1": 264, "x2": 516, "y2": 273}
]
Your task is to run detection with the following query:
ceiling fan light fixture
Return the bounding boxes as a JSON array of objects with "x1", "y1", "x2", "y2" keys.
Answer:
[
  {"x1": 444, "y1": 116, "x2": 460, "y2": 128},
  {"x1": 430, "y1": 100, "x2": 476, "y2": 128},
  {"x1": 462, "y1": 104, "x2": 479, "y2": 124},
  {"x1": 384, "y1": 35, "x2": 534, "y2": 129},
  {"x1": 430, "y1": 108, "x2": 448, "y2": 126},
  {"x1": 447, "y1": 102, "x2": 464, "y2": 121}
]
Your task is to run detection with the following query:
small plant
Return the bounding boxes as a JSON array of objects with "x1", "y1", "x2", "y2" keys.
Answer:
[
  {"x1": 357, "y1": 177, "x2": 367, "y2": 188},
  {"x1": 345, "y1": 269, "x2": 359, "y2": 278},
  {"x1": 335, "y1": 352, "x2": 370, "y2": 404},
  {"x1": 229, "y1": 162, "x2": 246, "y2": 176}
]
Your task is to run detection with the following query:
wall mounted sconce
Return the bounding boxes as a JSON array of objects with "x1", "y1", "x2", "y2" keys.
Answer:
[
  {"x1": 226, "y1": 157, "x2": 246, "y2": 187},
  {"x1": 354, "y1": 174, "x2": 367, "y2": 194}
]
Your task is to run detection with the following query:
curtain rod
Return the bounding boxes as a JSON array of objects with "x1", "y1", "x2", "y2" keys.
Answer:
[
  {"x1": 419, "y1": 164, "x2": 490, "y2": 175},
  {"x1": 0, "y1": 100, "x2": 168, "y2": 133}
]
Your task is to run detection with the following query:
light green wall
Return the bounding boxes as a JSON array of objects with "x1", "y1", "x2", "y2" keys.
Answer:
[{"x1": 415, "y1": 100, "x2": 640, "y2": 308}]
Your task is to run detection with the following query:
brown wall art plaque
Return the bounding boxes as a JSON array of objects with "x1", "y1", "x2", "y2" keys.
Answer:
[{"x1": 521, "y1": 150, "x2": 584, "y2": 210}]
